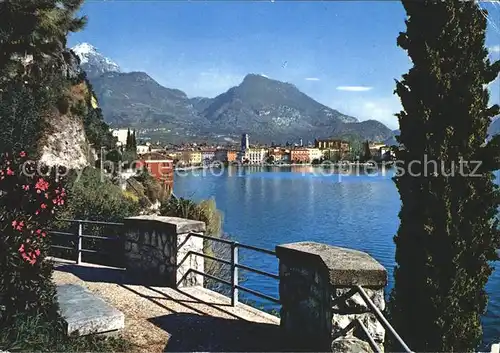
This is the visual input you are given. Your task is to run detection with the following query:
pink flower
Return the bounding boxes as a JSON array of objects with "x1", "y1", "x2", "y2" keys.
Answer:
[
  {"x1": 18, "y1": 244, "x2": 25, "y2": 253},
  {"x1": 12, "y1": 220, "x2": 17, "y2": 228},
  {"x1": 19, "y1": 151, "x2": 26, "y2": 158},
  {"x1": 34, "y1": 249, "x2": 40, "y2": 256},
  {"x1": 35, "y1": 178, "x2": 49, "y2": 192},
  {"x1": 22, "y1": 185, "x2": 29, "y2": 191},
  {"x1": 15, "y1": 221, "x2": 24, "y2": 231},
  {"x1": 40, "y1": 203, "x2": 47, "y2": 209}
]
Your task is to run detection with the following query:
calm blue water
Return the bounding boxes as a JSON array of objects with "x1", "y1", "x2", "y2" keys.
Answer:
[{"x1": 174, "y1": 166, "x2": 500, "y2": 347}]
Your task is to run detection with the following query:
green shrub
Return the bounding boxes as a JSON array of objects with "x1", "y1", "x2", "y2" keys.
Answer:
[
  {"x1": 50, "y1": 167, "x2": 140, "y2": 266},
  {"x1": 56, "y1": 167, "x2": 140, "y2": 223},
  {"x1": 0, "y1": 312, "x2": 131, "y2": 352},
  {"x1": 160, "y1": 197, "x2": 233, "y2": 293},
  {"x1": 132, "y1": 167, "x2": 170, "y2": 204}
]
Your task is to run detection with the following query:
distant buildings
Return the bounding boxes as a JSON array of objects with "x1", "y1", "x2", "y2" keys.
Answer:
[
  {"x1": 243, "y1": 148, "x2": 267, "y2": 164},
  {"x1": 123, "y1": 133, "x2": 396, "y2": 168},
  {"x1": 268, "y1": 148, "x2": 290, "y2": 163},
  {"x1": 136, "y1": 145, "x2": 150, "y2": 155},
  {"x1": 315, "y1": 139, "x2": 350, "y2": 152},
  {"x1": 290, "y1": 148, "x2": 310, "y2": 163},
  {"x1": 188, "y1": 151, "x2": 202, "y2": 165},
  {"x1": 138, "y1": 152, "x2": 174, "y2": 189},
  {"x1": 308, "y1": 148, "x2": 322, "y2": 162},
  {"x1": 369, "y1": 142, "x2": 392, "y2": 159},
  {"x1": 112, "y1": 128, "x2": 129, "y2": 147},
  {"x1": 315, "y1": 139, "x2": 350, "y2": 161},
  {"x1": 201, "y1": 149, "x2": 216, "y2": 165},
  {"x1": 215, "y1": 149, "x2": 238, "y2": 163}
]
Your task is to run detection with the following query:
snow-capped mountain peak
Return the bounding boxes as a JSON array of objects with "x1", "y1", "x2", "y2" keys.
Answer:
[
  {"x1": 71, "y1": 42, "x2": 120, "y2": 78},
  {"x1": 72, "y1": 43, "x2": 98, "y2": 64}
]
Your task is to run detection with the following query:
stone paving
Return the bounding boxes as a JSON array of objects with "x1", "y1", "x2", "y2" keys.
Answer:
[{"x1": 52, "y1": 261, "x2": 289, "y2": 353}]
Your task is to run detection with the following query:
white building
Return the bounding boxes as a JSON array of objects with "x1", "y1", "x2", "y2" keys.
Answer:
[
  {"x1": 112, "y1": 129, "x2": 130, "y2": 147},
  {"x1": 308, "y1": 148, "x2": 322, "y2": 162},
  {"x1": 136, "y1": 145, "x2": 150, "y2": 155},
  {"x1": 244, "y1": 148, "x2": 267, "y2": 164}
]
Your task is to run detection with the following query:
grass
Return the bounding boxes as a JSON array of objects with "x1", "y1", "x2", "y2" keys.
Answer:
[{"x1": 0, "y1": 312, "x2": 133, "y2": 352}]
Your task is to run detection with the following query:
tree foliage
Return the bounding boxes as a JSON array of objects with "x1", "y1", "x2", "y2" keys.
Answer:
[
  {"x1": 390, "y1": 1, "x2": 500, "y2": 351},
  {"x1": 0, "y1": 78, "x2": 50, "y2": 157},
  {"x1": 55, "y1": 167, "x2": 140, "y2": 223},
  {"x1": 361, "y1": 141, "x2": 372, "y2": 162},
  {"x1": 128, "y1": 167, "x2": 170, "y2": 206},
  {"x1": 160, "y1": 197, "x2": 231, "y2": 291},
  {"x1": 0, "y1": 0, "x2": 86, "y2": 82}
]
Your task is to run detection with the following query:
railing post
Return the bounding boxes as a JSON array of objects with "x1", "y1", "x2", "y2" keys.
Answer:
[
  {"x1": 123, "y1": 216, "x2": 205, "y2": 287},
  {"x1": 231, "y1": 242, "x2": 239, "y2": 306},
  {"x1": 276, "y1": 242, "x2": 388, "y2": 352},
  {"x1": 77, "y1": 221, "x2": 82, "y2": 264}
]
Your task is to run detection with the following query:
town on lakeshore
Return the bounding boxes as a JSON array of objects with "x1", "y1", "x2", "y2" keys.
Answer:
[{"x1": 110, "y1": 128, "x2": 395, "y2": 183}]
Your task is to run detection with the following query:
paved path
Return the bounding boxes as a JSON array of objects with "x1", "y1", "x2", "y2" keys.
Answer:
[{"x1": 52, "y1": 261, "x2": 287, "y2": 353}]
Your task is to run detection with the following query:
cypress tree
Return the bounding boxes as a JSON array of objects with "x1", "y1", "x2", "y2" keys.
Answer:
[
  {"x1": 362, "y1": 140, "x2": 372, "y2": 162},
  {"x1": 126, "y1": 128, "x2": 131, "y2": 151},
  {"x1": 132, "y1": 129, "x2": 137, "y2": 150},
  {"x1": 390, "y1": 1, "x2": 500, "y2": 351}
]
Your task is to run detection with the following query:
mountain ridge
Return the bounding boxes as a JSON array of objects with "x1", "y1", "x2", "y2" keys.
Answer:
[{"x1": 71, "y1": 42, "x2": 394, "y2": 143}]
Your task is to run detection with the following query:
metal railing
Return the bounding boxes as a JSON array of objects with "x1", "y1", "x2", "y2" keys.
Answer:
[
  {"x1": 48, "y1": 219, "x2": 124, "y2": 265},
  {"x1": 48, "y1": 219, "x2": 410, "y2": 352},
  {"x1": 178, "y1": 232, "x2": 280, "y2": 306},
  {"x1": 345, "y1": 285, "x2": 412, "y2": 353}
]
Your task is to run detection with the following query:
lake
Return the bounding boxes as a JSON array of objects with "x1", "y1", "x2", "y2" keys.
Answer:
[{"x1": 173, "y1": 166, "x2": 499, "y2": 348}]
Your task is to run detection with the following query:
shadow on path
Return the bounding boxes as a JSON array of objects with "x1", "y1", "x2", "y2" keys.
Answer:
[
  {"x1": 149, "y1": 313, "x2": 295, "y2": 352},
  {"x1": 54, "y1": 263, "x2": 143, "y2": 285}
]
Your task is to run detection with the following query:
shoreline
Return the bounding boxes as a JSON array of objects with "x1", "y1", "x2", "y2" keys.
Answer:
[{"x1": 174, "y1": 161, "x2": 394, "y2": 170}]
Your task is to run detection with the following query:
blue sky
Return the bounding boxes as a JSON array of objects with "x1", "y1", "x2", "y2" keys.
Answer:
[{"x1": 68, "y1": 1, "x2": 500, "y2": 130}]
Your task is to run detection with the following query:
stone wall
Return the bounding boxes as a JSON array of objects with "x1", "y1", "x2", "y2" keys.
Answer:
[
  {"x1": 123, "y1": 215, "x2": 205, "y2": 287},
  {"x1": 276, "y1": 242, "x2": 387, "y2": 352}
]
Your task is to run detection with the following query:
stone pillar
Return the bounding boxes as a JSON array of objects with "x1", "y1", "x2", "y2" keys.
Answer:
[
  {"x1": 276, "y1": 242, "x2": 387, "y2": 352},
  {"x1": 123, "y1": 215, "x2": 205, "y2": 287}
]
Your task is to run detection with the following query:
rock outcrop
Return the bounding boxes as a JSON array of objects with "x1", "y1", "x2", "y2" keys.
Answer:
[{"x1": 38, "y1": 49, "x2": 109, "y2": 169}]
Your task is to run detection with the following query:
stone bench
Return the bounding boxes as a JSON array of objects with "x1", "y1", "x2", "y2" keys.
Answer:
[
  {"x1": 56, "y1": 284, "x2": 124, "y2": 336},
  {"x1": 491, "y1": 343, "x2": 499, "y2": 353}
]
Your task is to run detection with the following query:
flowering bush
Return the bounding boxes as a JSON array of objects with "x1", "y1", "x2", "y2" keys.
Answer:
[{"x1": 0, "y1": 151, "x2": 67, "y2": 319}]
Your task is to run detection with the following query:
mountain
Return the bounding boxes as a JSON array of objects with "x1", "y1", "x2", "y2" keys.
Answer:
[
  {"x1": 488, "y1": 117, "x2": 500, "y2": 137},
  {"x1": 72, "y1": 43, "x2": 121, "y2": 79},
  {"x1": 199, "y1": 74, "x2": 379, "y2": 141},
  {"x1": 383, "y1": 129, "x2": 400, "y2": 146},
  {"x1": 72, "y1": 43, "x2": 394, "y2": 143},
  {"x1": 90, "y1": 71, "x2": 209, "y2": 130}
]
